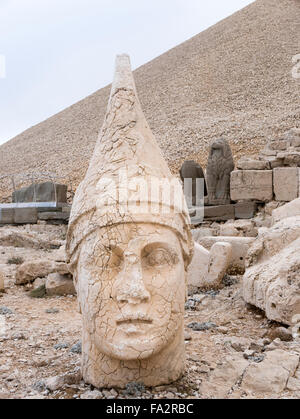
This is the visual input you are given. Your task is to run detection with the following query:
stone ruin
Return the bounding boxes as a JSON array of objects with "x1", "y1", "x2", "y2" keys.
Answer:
[
  {"x1": 232, "y1": 128, "x2": 300, "y2": 203},
  {"x1": 0, "y1": 178, "x2": 71, "y2": 225}
]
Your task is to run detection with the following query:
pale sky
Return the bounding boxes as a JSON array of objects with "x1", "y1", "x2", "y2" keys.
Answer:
[{"x1": 0, "y1": 0, "x2": 254, "y2": 145}]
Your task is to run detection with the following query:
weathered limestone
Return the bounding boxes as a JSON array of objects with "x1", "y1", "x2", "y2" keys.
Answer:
[
  {"x1": 66, "y1": 55, "x2": 194, "y2": 389},
  {"x1": 196, "y1": 235, "x2": 255, "y2": 274},
  {"x1": 206, "y1": 138, "x2": 234, "y2": 205},
  {"x1": 243, "y1": 215, "x2": 300, "y2": 325},
  {"x1": 230, "y1": 170, "x2": 273, "y2": 202},
  {"x1": 241, "y1": 350, "x2": 299, "y2": 394},
  {"x1": 180, "y1": 160, "x2": 207, "y2": 206},
  {"x1": 15, "y1": 259, "x2": 69, "y2": 285},
  {"x1": 273, "y1": 167, "x2": 298, "y2": 202},
  {"x1": 204, "y1": 204, "x2": 235, "y2": 221},
  {"x1": 234, "y1": 201, "x2": 257, "y2": 219},
  {"x1": 187, "y1": 242, "x2": 231, "y2": 291},
  {"x1": 272, "y1": 197, "x2": 300, "y2": 224},
  {"x1": 237, "y1": 157, "x2": 270, "y2": 171},
  {"x1": 206, "y1": 242, "x2": 232, "y2": 288},
  {"x1": 12, "y1": 182, "x2": 67, "y2": 203}
]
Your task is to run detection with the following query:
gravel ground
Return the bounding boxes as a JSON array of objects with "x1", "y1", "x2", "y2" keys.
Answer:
[{"x1": 0, "y1": 224, "x2": 299, "y2": 400}]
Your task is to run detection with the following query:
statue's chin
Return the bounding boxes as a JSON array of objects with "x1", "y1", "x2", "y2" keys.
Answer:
[{"x1": 94, "y1": 335, "x2": 171, "y2": 362}]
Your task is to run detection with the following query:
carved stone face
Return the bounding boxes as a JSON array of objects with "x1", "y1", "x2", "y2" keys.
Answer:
[{"x1": 74, "y1": 223, "x2": 186, "y2": 362}]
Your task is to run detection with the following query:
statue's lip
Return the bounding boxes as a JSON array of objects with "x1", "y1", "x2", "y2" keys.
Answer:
[{"x1": 116, "y1": 314, "x2": 153, "y2": 325}]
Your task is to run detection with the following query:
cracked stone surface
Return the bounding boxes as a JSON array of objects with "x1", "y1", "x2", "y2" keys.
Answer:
[{"x1": 66, "y1": 55, "x2": 194, "y2": 388}]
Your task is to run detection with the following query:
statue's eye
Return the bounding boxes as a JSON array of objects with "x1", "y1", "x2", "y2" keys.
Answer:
[{"x1": 145, "y1": 248, "x2": 173, "y2": 267}]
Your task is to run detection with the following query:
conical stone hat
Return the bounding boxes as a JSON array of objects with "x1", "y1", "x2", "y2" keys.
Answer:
[{"x1": 66, "y1": 54, "x2": 193, "y2": 265}]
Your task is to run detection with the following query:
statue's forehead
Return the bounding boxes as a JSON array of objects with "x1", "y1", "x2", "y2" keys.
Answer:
[{"x1": 89, "y1": 224, "x2": 180, "y2": 250}]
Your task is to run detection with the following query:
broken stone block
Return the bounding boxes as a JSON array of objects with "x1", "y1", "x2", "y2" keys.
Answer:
[
  {"x1": 243, "y1": 216, "x2": 300, "y2": 325},
  {"x1": 267, "y1": 140, "x2": 289, "y2": 151},
  {"x1": 187, "y1": 241, "x2": 232, "y2": 291},
  {"x1": 0, "y1": 208, "x2": 14, "y2": 224},
  {"x1": 272, "y1": 198, "x2": 300, "y2": 224},
  {"x1": 237, "y1": 157, "x2": 270, "y2": 170},
  {"x1": 187, "y1": 242, "x2": 210, "y2": 292},
  {"x1": 219, "y1": 224, "x2": 239, "y2": 237},
  {"x1": 12, "y1": 182, "x2": 68, "y2": 203},
  {"x1": 38, "y1": 212, "x2": 69, "y2": 221},
  {"x1": 206, "y1": 242, "x2": 232, "y2": 288},
  {"x1": 14, "y1": 208, "x2": 38, "y2": 224},
  {"x1": 197, "y1": 236, "x2": 255, "y2": 274},
  {"x1": 46, "y1": 273, "x2": 75, "y2": 296},
  {"x1": 273, "y1": 167, "x2": 298, "y2": 202},
  {"x1": 234, "y1": 201, "x2": 257, "y2": 219},
  {"x1": 200, "y1": 354, "x2": 249, "y2": 399},
  {"x1": 15, "y1": 259, "x2": 69, "y2": 285},
  {"x1": 277, "y1": 151, "x2": 300, "y2": 166},
  {"x1": 232, "y1": 220, "x2": 258, "y2": 237},
  {"x1": 284, "y1": 128, "x2": 300, "y2": 147},
  {"x1": 204, "y1": 204, "x2": 235, "y2": 221},
  {"x1": 231, "y1": 170, "x2": 273, "y2": 202},
  {"x1": 241, "y1": 350, "x2": 299, "y2": 394}
]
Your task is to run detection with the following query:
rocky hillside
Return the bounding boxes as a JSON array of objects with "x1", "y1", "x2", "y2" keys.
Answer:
[{"x1": 0, "y1": 0, "x2": 299, "y2": 195}]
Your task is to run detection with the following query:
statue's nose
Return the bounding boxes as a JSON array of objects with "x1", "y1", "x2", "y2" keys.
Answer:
[{"x1": 113, "y1": 259, "x2": 150, "y2": 305}]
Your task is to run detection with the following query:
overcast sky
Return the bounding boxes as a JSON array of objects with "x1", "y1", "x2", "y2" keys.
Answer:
[{"x1": 0, "y1": 0, "x2": 254, "y2": 145}]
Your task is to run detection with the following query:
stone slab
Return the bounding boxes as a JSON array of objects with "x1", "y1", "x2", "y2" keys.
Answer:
[
  {"x1": 38, "y1": 212, "x2": 70, "y2": 221},
  {"x1": 196, "y1": 236, "x2": 255, "y2": 274},
  {"x1": 236, "y1": 158, "x2": 270, "y2": 170},
  {"x1": 12, "y1": 182, "x2": 67, "y2": 204},
  {"x1": 204, "y1": 204, "x2": 235, "y2": 221},
  {"x1": 234, "y1": 202, "x2": 257, "y2": 219},
  {"x1": 230, "y1": 170, "x2": 273, "y2": 202},
  {"x1": 0, "y1": 208, "x2": 14, "y2": 224},
  {"x1": 273, "y1": 167, "x2": 298, "y2": 202},
  {"x1": 14, "y1": 208, "x2": 38, "y2": 224}
]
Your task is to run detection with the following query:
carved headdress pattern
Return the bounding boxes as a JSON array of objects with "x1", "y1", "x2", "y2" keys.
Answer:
[{"x1": 66, "y1": 55, "x2": 193, "y2": 265}]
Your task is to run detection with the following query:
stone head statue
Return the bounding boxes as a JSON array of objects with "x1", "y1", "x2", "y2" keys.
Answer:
[
  {"x1": 206, "y1": 138, "x2": 234, "y2": 205},
  {"x1": 66, "y1": 55, "x2": 193, "y2": 389}
]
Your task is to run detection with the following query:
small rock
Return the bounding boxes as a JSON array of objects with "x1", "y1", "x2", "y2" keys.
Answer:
[
  {"x1": 243, "y1": 350, "x2": 255, "y2": 359},
  {"x1": 225, "y1": 336, "x2": 251, "y2": 352},
  {"x1": 102, "y1": 390, "x2": 112, "y2": 399},
  {"x1": 187, "y1": 322, "x2": 217, "y2": 331},
  {"x1": 70, "y1": 341, "x2": 82, "y2": 354},
  {"x1": 184, "y1": 332, "x2": 192, "y2": 341},
  {"x1": 286, "y1": 377, "x2": 300, "y2": 391},
  {"x1": 45, "y1": 376, "x2": 65, "y2": 392},
  {"x1": 217, "y1": 326, "x2": 228, "y2": 334},
  {"x1": 80, "y1": 390, "x2": 103, "y2": 399},
  {"x1": 11, "y1": 332, "x2": 26, "y2": 340},
  {"x1": 54, "y1": 343, "x2": 69, "y2": 350},
  {"x1": 123, "y1": 382, "x2": 145, "y2": 396},
  {"x1": 268, "y1": 327, "x2": 293, "y2": 342},
  {"x1": 164, "y1": 392, "x2": 176, "y2": 399},
  {"x1": 33, "y1": 380, "x2": 46, "y2": 393},
  {"x1": 45, "y1": 308, "x2": 59, "y2": 314},
  {"x1": 0, "y1": 307, "x2": 13, "y2": 315},
  {"x1": 249, "y1": 340, "x2": 265, "y2": 351}
]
